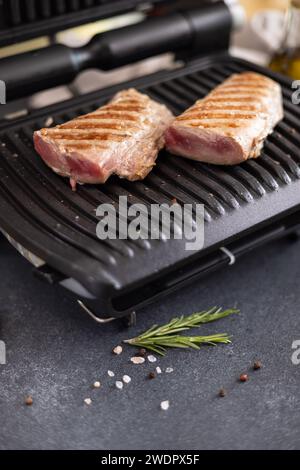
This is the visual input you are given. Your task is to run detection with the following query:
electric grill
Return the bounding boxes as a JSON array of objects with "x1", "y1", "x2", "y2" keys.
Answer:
[
  {"x1": 0, "y1": 0, "x2": 169, "y2": 46},
  {"x1": 0, "y1": 0, "x2": 299, "y2": 321}
]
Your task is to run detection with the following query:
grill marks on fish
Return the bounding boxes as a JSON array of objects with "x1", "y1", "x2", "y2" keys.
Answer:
[
  {"x1": 177, "y1": 107, "x2": 261, "y2": 133},
  {"x1": 39, "y1": 96, "x2": 152, "y2": 150},
  {"x1": 101, "y1": 104, "x2": 145, "y2": 113},
  {"x1": 212, "y1": 89, "x2": 270, "y2": 98},
  {"x1": 177, "y1": 112, "x2": 258, "y2": 121},
  {"x1": 45, "y1": 133, "x2": 128, "y2": 142},
  {"x1": 165, "y1": 71, "x2": 284, "y2": 165},
  {"x1": 47, "y1": 101, "x2": 151, "y2": 151},
  {"x1": 206, "y1": 96, "x2": 265, "y2": 104},
  {"x1": 58, "y1": 142, "x2": 109, "y2": 150},
  {"x1": 185, "y1": 122, "x2": 245, "y2": 130},
  {"x1": 186, "y1": 102, "x2": 262, "y2": 114},
  {"x1": 77, "y1": 112, "x2": 141, "y2": 122},
  {"x1": 34, "y1": 88, "x2": 174, "y2": 185},
  {"x1": 60, "y1": 120, "x2": 142, "y2": 132}
]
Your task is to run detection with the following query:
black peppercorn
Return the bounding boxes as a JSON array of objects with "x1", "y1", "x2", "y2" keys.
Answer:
[{"x1": 253, "y1": 361, "x2": 262, "y2": 370}]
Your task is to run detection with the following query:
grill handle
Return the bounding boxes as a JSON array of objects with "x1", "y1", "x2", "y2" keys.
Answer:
[{"x1": 0, "y1": 2, "x2": 233, "y2": 101}]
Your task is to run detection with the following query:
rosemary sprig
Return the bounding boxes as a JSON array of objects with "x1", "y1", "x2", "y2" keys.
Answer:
[{"x1": 124, "y1": 307, "x2": 239, "y2": 356}]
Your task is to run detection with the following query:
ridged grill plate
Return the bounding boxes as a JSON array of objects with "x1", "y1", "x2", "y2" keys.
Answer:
[{"x1": 0, "y1": 55, "x2": 299, "y2": 311}]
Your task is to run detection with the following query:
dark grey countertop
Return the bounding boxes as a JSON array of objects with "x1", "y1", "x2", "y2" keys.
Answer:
[{"x1": 0, "y1": 233, "x2": 300, "y2": 450}]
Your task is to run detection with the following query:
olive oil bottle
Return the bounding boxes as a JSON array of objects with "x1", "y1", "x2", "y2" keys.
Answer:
[{"x1": 270, "y1": 0, "x2": 300, "y2": 79}]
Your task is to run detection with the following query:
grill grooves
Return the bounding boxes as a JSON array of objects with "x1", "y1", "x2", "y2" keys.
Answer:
[
  {"x1": 0, "y1": 137, "x2": 114, "y2": 267},
  {"x1": 0, "y1": 55, "x2": 299, "y2": 306},
  {"x1": 154, "y1": 162, "x2": 226, "y2": 217},
  {"x1": 13, "y1": 127, "x2": 135, "y2": 259},
  {"x1": 1, "y1": 0, "x2": 151, "y2": 25},
  {"x1": 0, "y1": 1, "x2": 167, "y2": 46},
  {"x1": 243, "y1": 160, "x2": 279, "y2": 191},
  {"x1": 168, "y1": 157, "x2": 241, "y2": 209}
]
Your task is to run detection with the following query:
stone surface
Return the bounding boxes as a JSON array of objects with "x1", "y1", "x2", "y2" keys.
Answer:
[{"x1": 0, "y1": 234, "x2": 299, "y2": 450}]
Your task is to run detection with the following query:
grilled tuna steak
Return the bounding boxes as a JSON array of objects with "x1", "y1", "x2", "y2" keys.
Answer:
[
  {"x1": 34, "y1": 89, "x2": 174, "y2": 187},
  {"x1": 165, "y1": 72, "x2": 283, "y2": 165}
]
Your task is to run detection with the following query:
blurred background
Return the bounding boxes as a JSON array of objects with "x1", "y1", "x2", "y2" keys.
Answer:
[
  {"x1": 240, "y1": 0, "x2": 287, "y2": 16},
  {"x1": 0, "y1": 0, "x2": 297, "y2": 111},
  {"x1": 233, "y1": 0, "x2": 289, "y2": 62}
]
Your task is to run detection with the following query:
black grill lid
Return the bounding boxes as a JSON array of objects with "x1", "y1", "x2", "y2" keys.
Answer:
[
  {"x1": 0, "y1": 0, "x2": 170, "y2": 46},
  {"x1": 0, "y1": 54, "x2": 299, "y2": 314}
]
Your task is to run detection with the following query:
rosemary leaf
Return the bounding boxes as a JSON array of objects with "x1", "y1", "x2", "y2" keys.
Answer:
[{"x1": 124, "y1": 307, "x2": 238, "y2": 356}]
